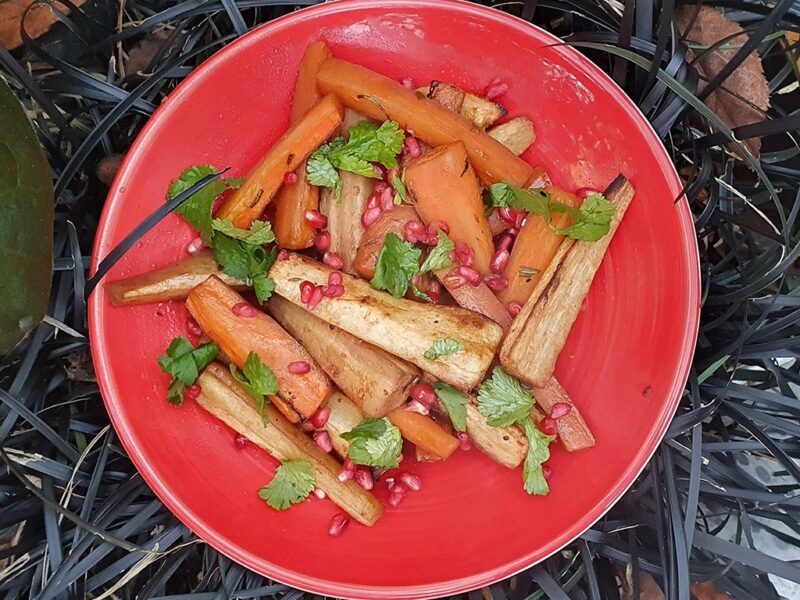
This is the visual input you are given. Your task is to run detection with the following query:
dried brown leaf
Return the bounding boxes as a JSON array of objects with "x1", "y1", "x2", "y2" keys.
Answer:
[
  {"x1": 676, "y1": 6, "x2": 770, "y2": 159},
  {"x1": 96, "y1": 153, "x2": 124, "y2": 186},
  {"x1": 691, "y1": 581, "x2": 734, "y2": 600},
  {"x1": 0, "y1": 0, "x2": 89, "y2": 50},
  {"x1": 124, "y1": 29, "x2": 174, "y2": 77},
  {"x1": 64, "y1": 348, "x2": 96, "y2": 382},
  {"x1": 616, "y1": 564, "x2": 666, "y2": 600}
]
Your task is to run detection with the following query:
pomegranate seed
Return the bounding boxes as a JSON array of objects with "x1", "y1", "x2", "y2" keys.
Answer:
[
  {"x1": 550, "y1": 403, "x2": 572, "y2": 419},
  {"x1": 404, "y1": 220, "x2": 427, "y2": 243},
  {"x1": 361, "y1": 206, "x2": 382, "y2": 228},
  {"x1": 459, "y1": 266, "x2": 482, "y2": 287},
  {"x1": 456, "y1": 431, "x2": 473, "y2": 451},
  {"x1": 338, "y1": 459, "x2": 355, "y2": 482},
  {"x1": 234, "y1": 434, "x2": 248, "y2": 449},
  {"x1": 373, "y1": 163, "x2": 387, "y2": 180},
  {"x1": 410, "y1": 383, "x2": 438, "y2": 409},
  {"x1": 211, "y1": 196, "x2": 224, "y2": 216},
  {"x1": 389, "y1": 483, "x2": 407, "y2": 507},
  {"x1": 542, "y1": 464, "x2": 553, "y2": 481},
  {"x1": 277, "y1": 248, "x2": 290, "y2": 261},
  {"x1": 490, "y1": 249, "x2": 510, "y2": 274},
  {"x1": 314, "y1": 230, "x2": 331, "y2": 252},
  {"x1": 300, "y1": 280, "x2": 315, "y2": 304},
  {"x1": 454, "y1": 241, "x2": 474, "y2": 267},
  {"x1": 495, "y1": 231, "x2": 515, "y2": 252},
  {"x1": 232, "y1": 302, "x2": 259, "y2": 318},
  {"x1": 540, "y1": 417, "x2": 558, "y2": 436},
  {"x1": 498, "y1": 207, "x2": 518, "y2": 225},
  {"x1": 425, "y1": 234, "x2": 440, "y2": 246},
  {"x1": 428, "y1": 220, "x2": 450, "y2": 235},
  {"x1": 508, "y1": 301, "x2": 523, "y2": 318},
  {"x1": 404, "y1": 135, "x2": 421, "y2": 158},
  {"x1": 313, "y1": 488, "x2": 327, "y2": 499},
  {"x1": 186, "y1": 317, "x2": 202, "y2": 337},
  {"x1": 375, "y1": 181, "x2": 388, "y2": 194},
  {"x1": 355, "y1": 467, "x2": 374, "y2": 490},
  {"x1": 304, "y1": 210, "x2": 327, "y2": 229},
  {"x1": 576, "y1": 187, "x2": 600, "y2": 198},
  {"x1": 184, "y1": 384, "x2": 201, "y2": 402},
  {"x1": 399, "y1": 472, "x2": 422, "y2": 491},
  {"x1": 307, "y1": 285, "x2": 325, "y2": 310},
  {"x1": 301, "y1": 420, "x2": 315, "y2": 432},
  {"x1": 405, "y1": 400, "x2": 429, "y2": 415},
  {"x1": 366, "y1": 192, "x2": 381, "y2": 210},
  {"x1": 514, "y1": 212, "x2": 525, "y2": 229},
  {"x1": 380, "y1": 186, "x2": 396, "y2": 211},
  {"x1": 309, "y1": 406, "x2": 331, "y2": 429},
  {"x1": 484, "y1": 274, "x2": 509, "y2": 292},
  {"x1": 323, "y1": 251, "x2": 344, "y2": 270},
  {"x1": 329, "y1": 513, "x2": 350, "y2": 536},
  {"x1": 386, "y1": 166, "x2": 400, "y2": 184},
  {"x1": 483, "y1": 77, "x2": 509, "y2": 100},
  {"x1": 411, "y1": 274, "x2": 422, "y2": 289},
  {"x1": 442, "y1": 272, "x2": 466, "y2": 289},
  {"x1": 186, "y1": 236, "x2": 205, "y2": 254},
  {"x1": 313, "y1": 430, "x2": 333, "y2": 453},
  {"x1": 401, "y1": 75, "x2": 415, "y2": 89},
  {"x1": 288, "y1": 361, "x2": 311, "y2": 375},
  {"x1": 322, "y1": 284, "x2": 344, "y2": 298},
  {"x1": 328, "y1": 271, "x2": 343, "y2": 287},
  {"x1": 427, "y1": 280, "x2": 442, "y2": 304},
  {"x1": 283, "y1": 171, "x2": 298, "y2": 185},
  {"x1": 507, "y1": 227, "x2": 520, "y2": 237},
  {"x1": 386, "y1": 476, "x2": 396, "y2": 490}
]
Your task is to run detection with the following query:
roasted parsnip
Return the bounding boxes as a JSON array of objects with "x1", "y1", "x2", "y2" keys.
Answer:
[
  {"x1": 464, "y1": 403, "x2": 527, "y2": 468},
  {"x1": 487, "y1": 117, "x2": 536, "y2": 155},
  {"x1": 197, "y1": 364, "x2": 383, "y2": 525},
  {"x1": 323, "y1": 391, "x2": 365, "y2": 458},
  {"x1": 420, "y1": 82, "x2": 507, "y2": 128}
]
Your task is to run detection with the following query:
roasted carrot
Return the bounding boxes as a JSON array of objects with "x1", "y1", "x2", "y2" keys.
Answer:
[
  {"x1": 497, "y1": 186, "x2": 583, "y2": 307},
  {"x1": 186, "y1": 276, "x2": 331, "y2": 420},
  {"x1": 388, "y1": 407, "x2": 459, "y2": 460},
  {"x1": 440, "y1": 278, "x2": 512, "y2": 330},
  {"x1": 406, "y1": 142, "x2": 494, "y2": 273},
  {"x1": 353, "y1": 205, "x2": 419, "y2": 279},
  {"x1": 531, "y1": 377, "x2": 595, "y2": 452},
  {"x1": 273, "y1": 42, "x2": 334, "y2": 249},
  {"x1": 217, "y1": 94, "x2": 344, "y2": 229},
  {"x1": 316, "y1": 58, "x2": 534, "y2": 187}
]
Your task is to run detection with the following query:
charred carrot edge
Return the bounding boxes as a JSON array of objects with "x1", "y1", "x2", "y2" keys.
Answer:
[
  {"x1": 274, "y1": 42, "x2": 334, "y2": 249},
  {"x1": 498, "y1": 186, "x2": 582, "y2": 307},
  {"x1": 186, "y1": 276, "x2": 331, "y2": 419},
  {"x1": 316, "y1": 58, "x2": 534, "y2": 187},
  {"x1": 532, "y1": 378, "x2": 595, "y2": 452},
  {"x1": 217, "y1": 94, "x2": 344, "y2": 229},
  {"x1": 388, "y1": 407, "x2": 459, "y2": 460},
  {"x1": 406, "y1": 141, "x2": 495, "y2": 274}
]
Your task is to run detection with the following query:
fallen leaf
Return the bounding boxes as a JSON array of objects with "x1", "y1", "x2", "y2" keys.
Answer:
[
  {"x1": 0, "y1": 0, "x2": 89, "y2": 50},
  {"x1": 617, "y1": 564, "x2": 665, "y2": 600},
  {"x1": 96, "y1": 153, "x2": 124, "y2": 186},
  {"x1": 124, "y1": 29, "x2": 174, "y2": 77},
  {"x1": 676, "y1": 6, "x2": 770, "y2": 159},
  {"x1": 691, "y1": 581, "x2": 734, "y2": 600},
  {"x1": 63, "y1": 348, "x2": 96, "y2": 382}
]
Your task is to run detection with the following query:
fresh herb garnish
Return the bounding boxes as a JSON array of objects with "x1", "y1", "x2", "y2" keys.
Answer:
[
  {"x1": 411, "y1": 285, "x2": 432, "y2": 302},
  {"x1": 489, "y1": 182, "x2": 615, "y2": 242},
  {"x1": 157, "y1": 336, "x2": 218, "y2": 405},
  {"x1": 423, "y1": 338, "x2": 465, "y2": 361},
  {"x1": 211, "y1": 219, "x2": 275, "y2": 245},
  {"x1": 370, "y1": 232, "x2": 422, "y2": 298},
  {"x1": 257, "y1": 460, "x2": 316, "y2": 510},
  {"x1": 419, "y1": 230, "x2": 454, "y2": 274},
  {"x1": 391, "y1": 171, "x2": 407, "y2": 204},
  {"x1": 230, "y1": 351, "x2": 278, "y2": 418},
  {"x1": 519, "y1": 266, "x2": 540, "y2": 277},
  {"x1": 433, "y1": 382, "x2": 469, "y2": 432},
  {"x1": 521, "y1": 418, "x2": 555, "y2": 495},
  {"x1": 341, "y1": 417, "x2": 403, "y2": 469},
  {"x1": 212, "y1": 226, "x2": 277, "y2": 304}
]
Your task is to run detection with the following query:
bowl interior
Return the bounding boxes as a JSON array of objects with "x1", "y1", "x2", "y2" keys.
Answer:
[{"x1": 89, "y1": 1, "x2": 699, "y2": 597}]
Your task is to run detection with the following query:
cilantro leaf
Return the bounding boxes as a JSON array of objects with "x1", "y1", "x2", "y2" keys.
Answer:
[
  {"x1": 371, "y1": 232, "x2": 422, "y2": 298},
  {"x1": 307, "y1": 139, "x2": 345, "y2": 189},
  {"x1": 230, "y1": 351, "x2": 278, "y2": 416},
  {"x1": 258, "y1": 460, "x2": 316, "y2": 510},
  {"x1": 411, "y1": 285, "x2": 431, "y2": 302},
  {"x1": 341, "y1": 417, "x2": 403, "y2": 469},
  {"x1": 477, "y1": 367, "x2": 535, "y2": 427},
  {"x1": 433, "y1": 382, "x2": 469, "y2": 432},
  {"x1": 423, "y1": 338, "x2": 464, "y2": 361},
  {"x1": 391, "y1": 172, "x2": 407, "y2": 204},
  {"x1": 212, "y1": 233, "x2": 276, "y2": 303},
  {"x1": 212, "y1": 219, "x2": 275, "y2": 245},
  {"x1": 252, "y1": 272, "x2": 276, "y2": 304},
  {"x1": 212, "y1": 234, "x2": 251, "y2": 280},
  {"x1": 157, "y1": 336, "x2": 218, "y2": 405},
  {"x1": 168, "y1": 165, "x2": 230, "y2": 244},
  {"x1": 489, "y1": 182, "x2": 551, "y2": 217},
  {"x1": 555, "y1": 192, "x2": 615, "y2": 241},
  {"x1": 521, "y1": 417, "x2": 555, "y2": 495},
  {"x1": 419, "y1": 230, "x2": 454, "y2": 274}
]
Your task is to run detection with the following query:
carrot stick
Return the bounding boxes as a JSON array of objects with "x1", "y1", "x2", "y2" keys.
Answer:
[
  {"x1": 531, "y1": 377, "x2": 595, "y2": 451},
  {"x1": 273, "y1": 42, "x2": 334, "y2": 249},
  {"x1": 388, "y1": 407, "x2": 459, "y2": 460},
  {"x1": 405, "y1": 142, "x2": 495, "y2": 274},
  {"x1": 440, "y1": 278, "x2": 512, "y2": 330},
  {"x1": 316, "y1": 58, "x2": 534, "y2": 187},
  {"x1": 497, "y1": 186, "x2": 583, "y2": 307},
  {"x1": 217, "y1": 94, "x2": 344, "y2": 229},
  {"x1": 353, "y1": 205, "x2": 419, "y2": 279},
  {"x1": 186, "y1": 276, "x2": 331, "y2": 419}
]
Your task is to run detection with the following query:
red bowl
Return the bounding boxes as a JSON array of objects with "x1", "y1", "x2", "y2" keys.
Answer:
[{"x1": 89, "y1": 1, "x2": 700, "y2": 597}]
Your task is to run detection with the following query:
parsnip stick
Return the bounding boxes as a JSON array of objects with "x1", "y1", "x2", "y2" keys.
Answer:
[
  {"x1": 324, "y1": 391, "x2": 364, "y2": 458},
  {"x1": 532, "y1": 377, "x2": 595, "y2": 451},
  {"x1": 197, "y1": 364, "x2": 383, "y2": 525},
  {"x1": 268, "y1": 295, "x2": 418, "y2": 417},
  {"x1": 271, "y1": 253, "x2": 503, "y2": 391},
  {"x1": 487, "y1": 117, "x2": 536, "y2": 156},
  {"x1": 419, "y1": 82, "x2": 507, "y2": 128},
  {"x1": 500, "y1": 176, "x2": 635, "y2": 387},
  {"x1": 464, "y1": 403, "x2": 527, "y2": 469},
  {"x1": 105, "y1": 250, "x2": 244, "y2": 306}
]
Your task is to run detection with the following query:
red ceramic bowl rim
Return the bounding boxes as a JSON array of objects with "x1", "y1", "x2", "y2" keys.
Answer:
[{"x1": 89, "y1": 0, "x2": 701, "y2": 597}]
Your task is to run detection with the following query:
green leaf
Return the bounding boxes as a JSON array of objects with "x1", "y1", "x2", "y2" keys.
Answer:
[
  {"x1": 489, "y1": 182, "x2": 551, "y2": 219},
  {"x1": 166, "y1": 378, "x2": 186, "y2": 406},
  {"x1": 341, "y1": 417, "x2": 403, "y2": 469},
  {"x1": 157, "y1": 336, "x2": 218, "y2": 405},
  {"x1": 252, "y1": 273, "x2": 276, "y2": 304},
  {"x1": 0, "y1": 76, "x2": 54, "y2": 353},
  {"x1": 168, "y1": 165, "x2": 228, "y2": 244},
  {"x1": 423, "y1": 338, "x2": 464, "y2": 361},
  {"x1": 419, "y1": 230, "x2": 454, "y2": 274},
  {"x1": 391, "y1": 172, "x2": 407, "y2": 204},
  {"x1": 257, "y1": 460, "x2": 316, "y2": 510},
  {"x1": 477, "y1": 367, "x2": 535, "y2": 427},
  {"x1": 212, "y1": 234, "x2": 251, "y2": 280},
  {"x1": 211, "y1": 219, "x2": 275, "y2": 245},
  {"x1": 231, "y1": 351, "x2": 278, "y2": 415},
  {"x1": 433, "y1": 382, "x2": 469, "y2": 432},
  {"x1": 410, "y1": 285, "x2": 432, "y2": 302},
  {"x1": 211, "y1": 232, "x2": 276, "y2": 297},
  {"x1": 307, "y1": 140, "x2": 343, "y2": 189},
  {"x1": 554, "y1": 193, "x2": 616, "y2": 241},
  {"x1": 370, "y1": 232, "x2": 422, "y2": 298},
  {"x1": 521, "y1": 417, "x2": 555, "y2": 495}
]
